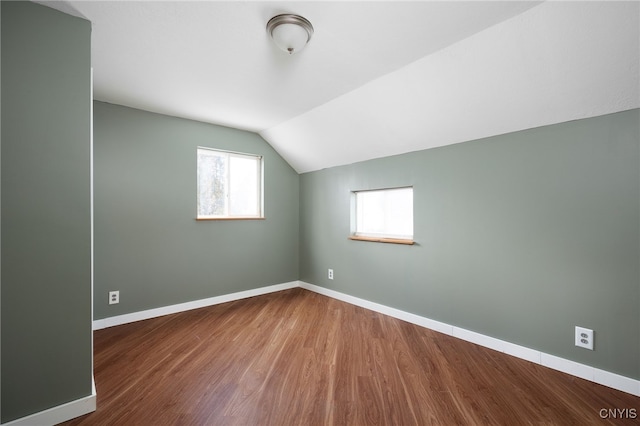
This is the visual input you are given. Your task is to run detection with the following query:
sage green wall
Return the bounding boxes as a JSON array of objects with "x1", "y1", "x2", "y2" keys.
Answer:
[
  {"x1": 93, "y1": 102, "x2": 299, "y2": 320},
  {"x1": 1, "y1": 2, "x2": 92, "y2": 422},
  {"x1": 300, "y1": 109, "x2": 640, "y2": 379}
]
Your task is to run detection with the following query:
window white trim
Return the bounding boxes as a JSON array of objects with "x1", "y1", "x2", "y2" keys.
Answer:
[
  {"x1": 196, "y1": 147, "x2": 264, "y2": 220},
  {"x1": 350, "y1": 186, "x2": 414, "y2": 244}
]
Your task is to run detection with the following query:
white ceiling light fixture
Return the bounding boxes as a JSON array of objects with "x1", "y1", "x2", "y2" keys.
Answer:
[{"x1": 267, "y1": 14, "x2": 314, "y2": 55}]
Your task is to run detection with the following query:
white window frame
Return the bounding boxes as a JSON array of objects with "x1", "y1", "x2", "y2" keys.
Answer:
[
  {"x1": 349, "y1": 186, "x2": 414, "y2": 245},
  {"x1": 196, "y1": 147, "x2": 264, "y2": 220}
]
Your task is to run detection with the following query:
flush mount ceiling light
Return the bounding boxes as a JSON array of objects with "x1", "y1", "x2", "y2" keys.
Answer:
[{"x1": 266, "y1": 14, "x2": 314, "y2": 55}]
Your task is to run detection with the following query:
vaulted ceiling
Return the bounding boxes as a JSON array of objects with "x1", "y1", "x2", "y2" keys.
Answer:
[{"x1": 40, "y1": 1, "x2": 639, "y2": 173}]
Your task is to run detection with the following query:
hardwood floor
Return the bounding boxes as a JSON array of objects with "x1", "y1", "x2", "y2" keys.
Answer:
[{"x1": 63, "y1": 288, "x2": 638, "y2": 425}]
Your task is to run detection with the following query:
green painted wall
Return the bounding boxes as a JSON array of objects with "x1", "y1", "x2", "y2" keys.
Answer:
[
  {"x1": 0, "y1": 3, "x2": 635, "y2": 422},
  {"x1": 300, "y1": 109, "x2": 640, "y2": 379},
  {"x1": 93, "y1": 102, "x2": 299, "y2": 320},
  {"x1": 1, "y1": 1, "x2": 92, "y2": 422}
]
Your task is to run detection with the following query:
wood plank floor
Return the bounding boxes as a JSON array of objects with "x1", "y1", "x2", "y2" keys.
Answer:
[{"x1": 63, "y1": 288, "x2": 638, "y2": 425}]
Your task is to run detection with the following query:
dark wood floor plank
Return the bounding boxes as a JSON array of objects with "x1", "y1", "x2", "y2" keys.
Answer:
[{"x1": 61, "y1": 288, "x2": 639, "y2": 425}]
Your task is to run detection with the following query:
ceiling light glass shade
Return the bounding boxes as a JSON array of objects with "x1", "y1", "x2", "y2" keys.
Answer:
[{"x1": 267, "y1": 14, "x2": 313, "y2": 55}]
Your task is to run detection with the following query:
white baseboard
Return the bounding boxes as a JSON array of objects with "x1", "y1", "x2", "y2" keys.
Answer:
[
  {"x1": 90, "y1": 280, "x2": 640, "y2": 397},
  {"x1": 93, "y1": 281, "x2": 299, "y2": 330},
  {"x1": 1, "y1": 379, "x2": 96, "y2": 426},
  {"x1": 12, "y1": 281, "x2": 633, "y2": 425},
  {"x1": 298, "y1": 281, "x2": 640, "y2": 397}
]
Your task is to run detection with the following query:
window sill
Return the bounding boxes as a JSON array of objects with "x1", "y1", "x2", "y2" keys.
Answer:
[
  {"x1": 196, "y1": 217, "x2": 265, "y2": 221},
  {"x1": 348, "y1": 235, "x2": 414, "y2": 245}
]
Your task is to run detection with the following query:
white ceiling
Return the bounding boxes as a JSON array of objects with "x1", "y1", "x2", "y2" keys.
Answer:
[{"x1": 40, "y1": 1, "x2": 639, "y2": 173}]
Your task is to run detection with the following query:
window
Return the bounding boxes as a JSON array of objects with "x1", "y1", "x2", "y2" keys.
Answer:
[
  {"x1": 350, "y1": 187, "x2": 414, "y2": 244},
  {"x1": 197, "y1": 147, "x2": 263, "y2": 219}
]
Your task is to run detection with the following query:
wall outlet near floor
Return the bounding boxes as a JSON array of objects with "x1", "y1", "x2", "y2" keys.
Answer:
[
  {"x1": 575, "y1": 326, "x2": 594, "y2": 350},
  {"x1": 109, "y1": 291, "x2": 120, "y2": 305},
  {"x1": 328, "y1": 269, "x2": 334, "y2": 280}
]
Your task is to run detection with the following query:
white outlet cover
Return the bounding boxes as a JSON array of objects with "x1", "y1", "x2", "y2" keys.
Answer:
[
  {"x1": 328, "y1": 269, "x2": 334, "y2": 280},
  {"x1": 109, "y1": 291, "x2": 120, "y2": 305},
  {"x1": 575, "y1": 326, "x2": 594, "y2": 350}
]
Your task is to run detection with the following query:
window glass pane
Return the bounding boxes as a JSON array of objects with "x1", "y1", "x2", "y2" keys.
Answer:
[
  {"x1": 355, "y1": 187, "x2": 413, "y2": 239},
  {"x1": 197, "y1": 147, "x2": 262, "y2": 219},
  {"x1": 229, "y1": 155, "x2": 259, "y2": 216},
  {"x1": 197, "y1": 150, "x2": 227, "y2": 217}
]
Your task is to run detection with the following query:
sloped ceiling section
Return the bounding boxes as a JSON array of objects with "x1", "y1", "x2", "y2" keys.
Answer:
[
  {"x1": 40, "y1": 1, "x2": 638, "y2": 174},
  {"x1": 262, "y1": 1, "x2": 640, "y2": 172}
]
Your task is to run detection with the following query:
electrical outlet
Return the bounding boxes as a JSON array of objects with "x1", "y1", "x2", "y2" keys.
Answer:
[
  {"x1": 328, "y1": 269, "x2": 334, "y2": 280},
  {"x1": 575, "y1": 326, "x2": 594, "y2": 350},
  {"x1": 109, "y1": 291, "x2": 120, "y2": 305}
]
